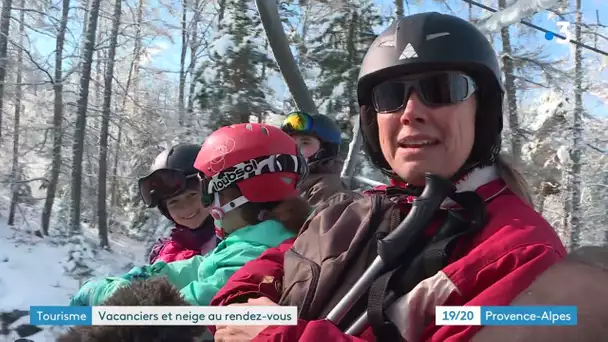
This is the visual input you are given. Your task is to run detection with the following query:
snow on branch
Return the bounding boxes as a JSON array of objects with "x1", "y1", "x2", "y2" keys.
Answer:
[{"x1": 476, "y1": 0, "x2": 564, "y2": 34}]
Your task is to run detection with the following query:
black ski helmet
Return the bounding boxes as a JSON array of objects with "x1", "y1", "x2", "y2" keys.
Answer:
[
  {"x1": 150, "y1": 143, "x2": 201, "y2": 176},
  {"x1": 148, "y1": 143, "x2": 201, "y2": 221},
  {"x1": 281, "y1": 111, "x2": 342, "y2": 163},
  {"x1": 357, "y1": 12, "x2": 504, "y2": 180}
]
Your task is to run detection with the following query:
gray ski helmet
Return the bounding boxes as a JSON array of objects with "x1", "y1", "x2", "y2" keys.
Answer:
[{"x1": 357, "y1": 12, "x2": 505, "y2": 177}]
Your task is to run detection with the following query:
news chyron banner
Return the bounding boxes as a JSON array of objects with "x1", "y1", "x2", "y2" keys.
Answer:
[
  {"x1": 436, "y1": 306, "x2": 578, "y2": 326},
  {"x1": 30, "y1": 306, "x2": 297, "y2": 326},
  {"x1": 29, "y1": 305, "x2": 578, "y2": 327}
]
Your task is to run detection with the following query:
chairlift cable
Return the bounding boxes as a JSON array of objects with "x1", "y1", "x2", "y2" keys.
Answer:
[{"x1": 462, "y1": 0, "x2": 608, "y2": 57}]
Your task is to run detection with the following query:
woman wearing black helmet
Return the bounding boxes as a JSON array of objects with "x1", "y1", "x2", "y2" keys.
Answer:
[
  {"x1": 212, "y1": 12, "x2": 566, "y2": 342},
  {"x1": 140, "y1": 143, "x2": 217, "y2": 264},
  {"x1": 280, "y1": 111, "x2": 354, "y2": 208}
]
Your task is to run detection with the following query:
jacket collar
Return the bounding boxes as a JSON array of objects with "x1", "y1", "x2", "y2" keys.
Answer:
[
  {"x1": 307, "y1": 157, "x2": 344, "y2": 175},
  {"x1": 440, "y1": 165, "x2": 506, "y2": 209},
  {"x1": 369, "y1": 165, "x2": 507, "y2": 209},
  {"x1": 220, "y1": 219, "x2": 296, "y2": 248},
  {"x1": 170, "y1": 216, "x2": 215, "y2": 249},
  {"x1": 300, "y1": 157, "x2": 344, "y2": 192}
]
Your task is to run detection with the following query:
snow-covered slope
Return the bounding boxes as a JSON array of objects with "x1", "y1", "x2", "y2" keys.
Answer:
[{"x1": 0, "y1": 223, "x2": 145, "y2": 341}]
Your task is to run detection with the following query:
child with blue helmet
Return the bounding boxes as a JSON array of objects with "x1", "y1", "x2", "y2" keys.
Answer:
[{"x1": 280, "y1": 111, "x2": 357, "y2": 208}]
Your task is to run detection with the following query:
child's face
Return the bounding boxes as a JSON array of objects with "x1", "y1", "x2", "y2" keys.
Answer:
[
  {"x1": 291, "y1": 134, "x2": 321, "y2": 160},
  {"x1": 215, "y1": 187, "x2": 248, "y2": 234},
  {"x1": 166, "y1": 189, "x2": 208, "y2": 229}
]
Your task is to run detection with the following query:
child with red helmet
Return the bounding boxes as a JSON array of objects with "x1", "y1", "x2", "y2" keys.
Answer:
[
  {"x1": 197, "y1": 122, "x2": 310, "y2": 239},
  {"x1": 68, "y1": 123, "x2": 310, "y2": 309}
]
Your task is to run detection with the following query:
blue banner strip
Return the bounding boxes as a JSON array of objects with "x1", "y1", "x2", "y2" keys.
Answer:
[
  {"x1": 481, "y1": 306, "x2": 577, "y2": 326},
  {"x1": 30, "y1": 306, "x2": 92, "y2": 326}
]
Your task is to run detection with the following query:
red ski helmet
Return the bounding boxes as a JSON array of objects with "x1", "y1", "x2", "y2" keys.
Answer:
[{"x1": 194, "y1": 123, "x2": 309, "y2": 208}]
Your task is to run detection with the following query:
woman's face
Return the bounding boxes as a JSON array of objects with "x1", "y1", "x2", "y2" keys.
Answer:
[
  {"x1": 166, "y1": 189, "x2": 208, "y2": 229},
  {"x1": 376, "y1": 91, "x2": 476, "y2": 186},
  {"x1": 291, "y1": 134, "x2": 321, "y2": 160}
]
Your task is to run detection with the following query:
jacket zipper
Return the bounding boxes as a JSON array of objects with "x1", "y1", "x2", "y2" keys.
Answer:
[
  {"x1": 389, "y1": 205, "x2": 401, "y2": 233},
  {"x1": 285, "y1": 248, "x2": 321, "y2": 320}
]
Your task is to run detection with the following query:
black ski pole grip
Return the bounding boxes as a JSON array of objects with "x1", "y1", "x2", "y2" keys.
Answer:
[
  {"x1": 377, "y1": 174, "x2": 456, "y2": 268},
  {"x1": 344, "y1": 192, "x2": 487, "y2": 336},
  {"x1": 325, "y1": 173, "x2": 455, "y2": 326}
]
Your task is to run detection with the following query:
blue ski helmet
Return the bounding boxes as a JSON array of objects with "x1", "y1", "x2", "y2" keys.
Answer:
[{"x1": 280, "y1": 111, "x2": 342, "y2": 162}]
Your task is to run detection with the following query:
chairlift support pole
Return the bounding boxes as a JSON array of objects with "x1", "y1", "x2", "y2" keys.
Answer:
[
  {"x1": 255, "y1": 0, "x2": 318, "y2": 115},
  {"x1": 255, "y1": 0, "x2": 368, "y2": 187}
]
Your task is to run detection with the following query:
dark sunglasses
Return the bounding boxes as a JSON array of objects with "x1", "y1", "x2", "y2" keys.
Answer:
[
  {"x1": 138, "y1": 169, "x2": 199, "y2": 208},
  {"x1": 372, "y1": 72, "x2": 477, "y2": 113}
]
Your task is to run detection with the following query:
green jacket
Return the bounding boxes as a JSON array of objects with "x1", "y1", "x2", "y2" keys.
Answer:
[{"x1": 70, "y1": 220, "x2": 294, "y2": 306}]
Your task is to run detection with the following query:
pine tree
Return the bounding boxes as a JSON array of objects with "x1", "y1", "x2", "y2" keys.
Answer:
[
  {"x1": 310, "y1": 1, "x2": 383, "y2": 120},
  {"x1": 307, "y1": 0, "x2": 386, "y2": 183},
  {"x1": 196, "y1": 0, "x2": 276, "y2": 131}
]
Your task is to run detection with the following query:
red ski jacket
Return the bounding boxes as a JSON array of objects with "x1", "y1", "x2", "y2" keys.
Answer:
[
  {"x1": 210, "y1": 166, "x2": 567, "y2": 341},
  {"x1": 149, "y1": 217, "x2": 216, "y2": 264}
]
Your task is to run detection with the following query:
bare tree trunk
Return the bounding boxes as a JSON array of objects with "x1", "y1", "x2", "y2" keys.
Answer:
[
  {"x1": 296, "y1": 2, "x2": 310, "y2": 63},
  {"x1": 90, "y1": 27, "x2": 103, "y2": 175},
  {"x1": 178, "y1": 0, "x2": 188, "y2": 126},
  {"x1": 110, "y1": 123, "x2": 122, "y2": 206},
  {"x1": 97, "y1": 0, "x2": 121, "y2": 248},
  {"x1": 87, "y1": 27, "x2": 106, "y2": 228},
  {"x1": 498, "y1": 0, "x2": 521, "y2": 165},
  {"x1": 94, "y1": 29, "x2": 103, "y2": 110},
  {"x1": 69, "y1": 0, "x2": 102, "y2": 233},
  {"x1": 218, "y1": 0, "x2": 226, "y2": 26},
  {"x1": 7, "y1": 0, "x2": 24, "y2": 226},
  {"x1": 41, "y1": 0, "x2": 70, "y2": 235},
  {"x1": 131, "y1": 0, "x2": 143, "y2": 120},
  {"x1": 346, "y1": 9, "x2": 358, "y2": 116},
  {"x1": 111, "y1": 0, "x2": 143, "y2": 207},
  {"x1": 394, "y1": 0, "x2": 403, "y2": 18},
  {"x1": 82, "y1": 28, "x2": 104, "y2": 229},
  {"x1": 186, "y1": 0, "x2": 201, "y2": 117},
  {"x1": 341, "y1": 8, "x2": 363, "y2": 188},
  {"x1": 568, "y1": 0, "x2": 584, "y2": 249},
  {"x1": 0, "y1": 0, "x2": 13, "y2": 139},
  {"x1": 80, "y1": 0, "x2": 91, "y2": 49},
  {"x1": 561, "y1": 167, "x2": 571, "y2": 247}
]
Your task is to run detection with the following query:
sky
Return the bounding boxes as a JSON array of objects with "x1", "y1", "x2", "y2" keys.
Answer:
[
  {"x1": 372, "y1": 0, "x2": 608, "y2": 118},
  {"x1": 26, "y1": 0, "x2": 608, "y2": 117}
]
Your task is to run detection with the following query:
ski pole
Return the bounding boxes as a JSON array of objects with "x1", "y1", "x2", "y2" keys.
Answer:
[
  {"x1": 325, "y1": 173, "x2": 456, "y2": 326},
  {"x1": 344, "y1": 191, "x2": 487, "y2": 335}
]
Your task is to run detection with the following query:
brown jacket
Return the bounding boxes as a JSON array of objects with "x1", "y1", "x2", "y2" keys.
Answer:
[
  {"x1": 279, "y1": 194, "x2": 400, "y2": 320},
  {"x1": 300, "y1": 157, "x2": 359, "y2": 209},
  {"x1": 276, "y1": 170, "x2": 566, "y2": 341}
]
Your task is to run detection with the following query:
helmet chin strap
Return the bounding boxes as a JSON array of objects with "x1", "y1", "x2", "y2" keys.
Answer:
[
  {"x1": 210, "y1": 193, "x2": 249, "y2": 238},
  {"x1": 211, "y1": 194, "x2": 249, "y2": 220}
]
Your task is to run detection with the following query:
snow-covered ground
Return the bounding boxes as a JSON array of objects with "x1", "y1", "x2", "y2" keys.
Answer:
[{"x1": 0, "y1": 221, "x2": 148, "y2": 341}]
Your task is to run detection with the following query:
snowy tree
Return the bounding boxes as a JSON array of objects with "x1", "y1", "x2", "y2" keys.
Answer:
[
  {"x1": 308, "y1": 1, "x2": 383, "y2": 124},
  {"x1": 566, "y1": 0, "x2": 584, "y2": 249},
  {"x1": 195, "y1": 0, "x2": 277, "y2": 131},
  {"x1": 305, "y1": 0, "x2": 386, "y2": 183}
]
